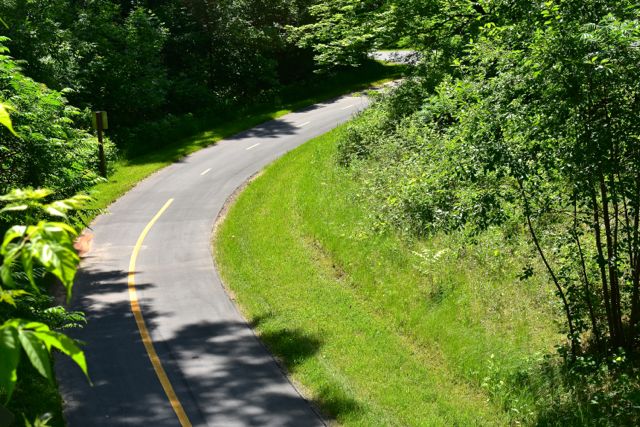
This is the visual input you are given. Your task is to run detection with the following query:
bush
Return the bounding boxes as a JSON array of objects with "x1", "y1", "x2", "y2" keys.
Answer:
[
  {"x1": 335, "y1": 11, "x2": 640, "y2": 425},
  {"x1": 0, "y1": 42, "x2": 112, "y2": 197}
]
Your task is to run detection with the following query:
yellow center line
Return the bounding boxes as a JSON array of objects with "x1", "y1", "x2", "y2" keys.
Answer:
[{"x1": 127, "y1": 198, "x2": 192, "y2": 427}]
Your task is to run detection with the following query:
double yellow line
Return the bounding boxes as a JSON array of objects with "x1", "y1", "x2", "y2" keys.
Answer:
[{"x1": 127, "y1": 198, "x2": 192, "y2": 427}]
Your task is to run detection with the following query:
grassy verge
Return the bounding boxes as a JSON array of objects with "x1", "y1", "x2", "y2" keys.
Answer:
[
  {"x1": 86, "y1": 61, "x2": 404, "y2": 213},
  {"x1": 214, "y1": 125, "x2": 563, "y2": 425}
]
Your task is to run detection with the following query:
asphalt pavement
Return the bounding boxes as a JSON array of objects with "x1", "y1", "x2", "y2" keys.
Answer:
[
  {"x1": 369, "y1": 50, "x2": 420, "y2": 65},
  {"x1": 55, "y1": 93, "x2": 372, "y2": 426}
]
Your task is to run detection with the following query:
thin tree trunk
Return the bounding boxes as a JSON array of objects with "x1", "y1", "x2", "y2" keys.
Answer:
[
  {"x1": 600, "y1": 175, "x2": 625, "y2": 348},
  {"x1": 610, "y1": 174, "x2": 624, "y2": 338},
  {"x1": 620, "y1": 174, "x2": 637, "y2": 352},
  {"x1": 519, "y1": 180, "x2": 577, "y2": 356},
  {"x1": 591, "y1": 187, "x2": 615, "y2": 346},
  {"x1": 602, "y1": 88, "x2": 626, "y2": 348},
  {"x1": 629, "y1": 174, "x2": 640, "y2": 345},
  {"x1": 574, "y1": 199, "x2": 601, "y2": 347}
]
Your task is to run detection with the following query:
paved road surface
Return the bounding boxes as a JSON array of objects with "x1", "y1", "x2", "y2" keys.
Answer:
[
  {"x1": 369, "y1": 50, "x2": 420, "y2": 65},
  {"x1": 56, "y1": 93, "x2": 371, "y2": 426}
]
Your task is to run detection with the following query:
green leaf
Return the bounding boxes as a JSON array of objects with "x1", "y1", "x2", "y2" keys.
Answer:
[
  {"x1": 1, "y1": 226, "x2": 26, "y2": 253},
  {"x1": 0, "y1": 204, "x2": 28, "y2": 214},
  {"x1": 31, "y1": 240, "x2": 78, "y2": 292},
  {"x1": 43, "y1": 206, "x2": 66, "y2": 218},
  {"x1": 0, "y1": 326, "x2": 20, "y2": 401},
  {"x1": 0, "y1": 189, "x2": 51, "y2": 202},
  {"x1": 23, "y1": 412, "x2": 53, "y2": 427},
  {"x1": 0, "y1": 290, "x2": 28, "y2": 307},
  {"x1": 21, "y1": 248, "x2": 35, "y2": 287},
  {"x1": 18, "y1": 330, "x2": 53, "y2": 382},
  {"x1": 21, "y1": 221, "x2": 80, "y2": 295},
  {"x1": 0, "y1": 104, "x2": 18, "y2": 137},
  {"x1": 33, "y1": 331, "x2": 90, "y2": 382},
  {"x1": 42, "y1": 195, "x2": 91, "y2": 218},
  {"x1": 0, "y1": 264, "x2": 14, "y2": 288},
  {"x1": 43, "y1": 222, "x2": 78, "y2": 237}
]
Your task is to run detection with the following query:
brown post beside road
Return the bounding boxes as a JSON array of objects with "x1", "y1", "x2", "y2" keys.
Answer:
[{"x1": 96, "y1": 111, "x2": 107, "y2": 178}]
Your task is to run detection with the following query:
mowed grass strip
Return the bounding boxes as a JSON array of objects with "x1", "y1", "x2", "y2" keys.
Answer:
[{"x1": 215, "y1": 125, "x2": 561, "y2": 425}]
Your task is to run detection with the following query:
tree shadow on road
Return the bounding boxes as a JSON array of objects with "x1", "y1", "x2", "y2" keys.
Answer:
[
  {"x1": 226, "y1": 119, "x2": 299, "y2": 140},
  {"x1": 57, "y1": 266, "x2": 187, "y2": 427},
  {"x1": 57, "y1": 266, "x2": 363, "y2": 426}
]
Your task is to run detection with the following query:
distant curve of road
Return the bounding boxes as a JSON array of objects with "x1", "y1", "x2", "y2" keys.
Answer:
[{"x1": 56, "y1": 92, "x2": 371, "y2": 426}]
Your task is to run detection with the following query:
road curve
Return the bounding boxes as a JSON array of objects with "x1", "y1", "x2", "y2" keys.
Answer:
[{"x1": 56, "y1": 93, "x2": 370, "y2": 426}]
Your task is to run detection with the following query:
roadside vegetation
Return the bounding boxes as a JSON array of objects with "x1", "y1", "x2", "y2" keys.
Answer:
[
  {"x1": 217, "y1": 0, "x2": 640, "y2": 425},
  {"x1": 215, "y1": 126, "x2": 559, "y2": 425},
  {"x1": 2, "y1": 0, "x2": 640, "y2": 425}
]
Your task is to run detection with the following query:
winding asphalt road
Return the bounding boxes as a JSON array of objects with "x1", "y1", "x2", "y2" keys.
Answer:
[{"x1": 55, "y1": 92, "x2": 371, "y2": 426}]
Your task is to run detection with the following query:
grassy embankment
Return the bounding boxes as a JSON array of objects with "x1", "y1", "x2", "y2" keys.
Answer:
[
  {"x1": 215, "y1": 125, "x2": 564, "y2": 425},
  {"x1": 5, "y1": 61, "x2": 404, "y2": 427}
]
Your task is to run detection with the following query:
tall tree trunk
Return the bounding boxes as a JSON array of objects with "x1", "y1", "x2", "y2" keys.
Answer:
[
  {"x1": 600, "y1": 175, "x2": 625, "y2": 348},
  {"x1": 591, "y1": 187, "x2": 615, "y2": 347},
  {"x1": 629, "y1": 174, "x2": 640, "y2": 348}
]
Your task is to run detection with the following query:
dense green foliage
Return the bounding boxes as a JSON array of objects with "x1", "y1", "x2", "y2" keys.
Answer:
[
  {"x1": 0, "y1": 138, "x2": 88, "y2": 425},
  {"x1": 0, "y1": 39, "x2": 113, "y2": 198},
  {"x1": 306, "y1": 0, "x2": 640, "y2": 354},
  {"x1": 290, "y1": 0, "x2": 485, "y2": 68},
  {"x1": 0, "y1": 17, "x2": 105, "y2": 422},
  {"x1": 0, "y1": 0, "x2": 317, "y2": 131}
]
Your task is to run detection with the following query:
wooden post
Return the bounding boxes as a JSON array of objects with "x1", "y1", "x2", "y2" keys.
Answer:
[{"x1": 95, "y1": 111, "x2": 107, "y2": 178}]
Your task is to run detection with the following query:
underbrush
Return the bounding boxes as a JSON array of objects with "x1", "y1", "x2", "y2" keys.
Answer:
[
  {"x1": 3, "y1": 363, "x2": 65, "y2": 427},
  {"x1": 335, "y1": 73, "x2": 640, "y2": 424}
]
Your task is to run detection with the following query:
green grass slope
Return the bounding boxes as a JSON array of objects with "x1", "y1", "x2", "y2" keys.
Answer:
[{"x1": 214, "y1": 126, "x2": 562, "y2": 425}]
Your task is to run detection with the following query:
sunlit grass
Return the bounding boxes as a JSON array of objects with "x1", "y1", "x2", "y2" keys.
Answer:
[{"x1": 214, "y1": 126, "x2": 561, "y2": 425}]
